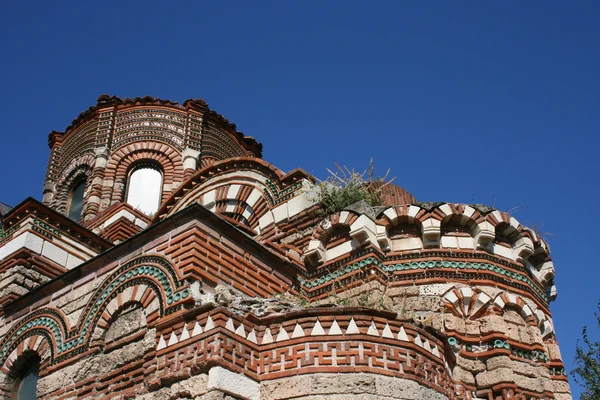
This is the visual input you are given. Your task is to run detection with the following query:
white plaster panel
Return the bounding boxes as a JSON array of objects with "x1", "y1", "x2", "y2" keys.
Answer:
[
  {"x1": 326, "y1": 240, "x2": 355, "y2": 261},
  {"x1": 0, "y1": 232, "x2": 44, "y2": 261},
  {"x1": 245, "y1": 189, "x2": 262, "y2": 208},
  {"x1": 202, "y1": 190, "x2": 216, "y2": 209},
  {"x1": 287, "y1": 194, "x2": 314, "y2": 218},
  {"x1": 439, "y1": 204, "x2": 452, "y2": 216},
  {"x1": 103, "y1": 209, "x2": 135, "y2": 228},
  {"x1": 383, "y1": 207, "x2": 398, "y2": 222},
  {"x1": 457, "y1": 236, "x2": 475, "y2": 249},
  {"x1": 207, "y1": 366, "x2": 259, "y2": 400},
  {"x1": 66, "y1": 255, "x2": 84, "y2": 270},
  {"x1": 42, "y1": 241, "x2": 68, "y2": 266},
  {"x1": 492, "y1": 243, "x2": 515, "y2": 260},
  {"x1": 391, "y1": 237, "x2": 423, "y2": 251},
  {"x1": 272, "y1": 203, "x2": 288, "y2": 224},
  {"x1": 407, "y1": 205, "x2": 420, "y2": 218},
  {"x1": 462, "y1": 205, "x2": 475, "y2": 219},
  {"x1": 440, "y1": 236, "x2": 458, "y2": 249},
  {"x1": 258, "y1": 212, "x2": 274, "y2": 229},
  {"x1": 225, "y1": 200, "x2": 237, "y2": 213},
  {"x1": 227, "y1": 184, "x2": 241, "y2": 200}
]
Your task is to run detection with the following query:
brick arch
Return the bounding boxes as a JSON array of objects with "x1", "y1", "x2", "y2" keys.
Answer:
[
  {"x1": 0, "y1": 309, "x2": 70, "y2": 368},
  {"x1": 0, "y1": 338, "x2": 50, "y2": 400},
  {"x1": 50, "y1": 154, "x2": 95, "y2": 214},
  {"x1": 102, "y1": 142, "x2": 184, "y2": 209},
  {"x1": 91, "y1": 286, "x2": 159, "y2": 344},
  {"x1": 1, "y1": 335, "x2": 51, "y2": 376},
  {"x1": 442, "y1": 287, "x2": 493, "y2": 319},
  {"x1": 492, "y1": 293, "x2": 538, "y2": 326},
  {"x1": 312, "y1": 211, "x2": 360, "y2": 243},
  {"x1": 77, "y1": 258, "x2": 186, "y2": 345}
]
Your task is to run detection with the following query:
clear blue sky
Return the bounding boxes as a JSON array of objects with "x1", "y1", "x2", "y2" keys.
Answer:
[{"x1": 1, "y1": 1, "x2": 598, "y2": 396}]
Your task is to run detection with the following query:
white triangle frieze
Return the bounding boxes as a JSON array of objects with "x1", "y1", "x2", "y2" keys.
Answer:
[
  {"x1": 157, "y1": 335, "x2": 167, "y2": 350},
  {"x1": 192, "y1": 321, "x2": 203, "y2": 336},
  {"x1": 382, "y1": 323, "x2": 394, "y2": 339},
  {"x1": 367, "y1": 321, "x2": 379, "y2": 336},
  {"x1": 168, "y1": 331, "x2": 178, "y2": 346},
  {"x1": 311, "y1": 320, "x2": 325, "y2": 336},
  {"x1": 205, "y1": 316, "x2": 215, "y2": 331},
  {"x1": 397, "y1": 326, "x2": 409, "y2": 341},
  {"x1": 247, "y1": 328, "x2": 258, "y2": 344},
  {"x1": 226, "y1": 318, "x2": 235, "y2": 332},
  {"x1": 292, "y1": 323, "x2": 305, "y2": 338},
  {"x1": 328, "y1": 319, "x2": 343, "y2": 335},
  {"x1": 180, "y1": 326, "x2": 190, "y2": 342},
  {"x1": 262, "y1": 328, "x2": 273, "y2": 344},
  {"x1": 276, "y1": 326, "x2": 290, "y2": 342},
  {"x1": 414, "y1": 334, "x2": 423, "y2": 347},
  {"x1": 346, "y1": 318, "x2": 360, "y2": 334},
  {"x1": 235, "y1": 324, "x2": 246, "y2": 338}
]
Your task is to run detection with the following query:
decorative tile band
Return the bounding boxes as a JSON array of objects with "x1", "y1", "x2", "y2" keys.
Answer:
[
  {"x1": 298, "y1": 256, "x2": 548, "y2": 303},
  {"x1": 447, "y1": 336, "x2": 549, "y2": 363}
]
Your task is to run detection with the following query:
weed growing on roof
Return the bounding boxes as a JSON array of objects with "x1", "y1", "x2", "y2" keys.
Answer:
[{"x1": 316, "y1": 159, "x2": 395, "y2": 215}]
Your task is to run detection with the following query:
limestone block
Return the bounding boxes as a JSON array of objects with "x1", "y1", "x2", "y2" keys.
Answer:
[
  {"x1": 465, "y1": 320, "x2": 480, "y2": 336},
  {"x1": 478, "y1": 315, "x2": 509, "y2": 334},
  {"x1": 391, "y1": 236, "x2": 423, "y2": 251},
  {"x1": 310, "y1": 373, "x2": 376, "y2": 395},
  {"x1": 261, "y1": 375, "x2": 312, "y2": 400},
  {"x1": 457, "y1": 236, "x2": 475, "y2": 249},
  {"x1": 452, "y1": 366, "x2": 475, "y2": 385},
  {"x1": 207, "y1": 366, "x2": 259, "y2": 400},
  {"x1": 552, "y1": 380, "x2": 571, "y2": 393},
  {"x1": 403, "y1": 296, "x2": 441, "y2": 312},
  {"x1": 387, "y1": 285, "x2": 419, "y2": 298},
  {"x1": 420, "y1": 283, "x2": 454, "y2": 296},
  {"x1": 475, "y1": 368, "x2": 514, "y2": 389},
  {"x1": 546, "y1": 343, "x2": 564, "y2": 361},
  {"x1": 443, "y1": 315, "x2": 466, "y2": 333},
  {"x1": 375, "y1": 375, "x2": 426, "y2": 399},
  {"x1": 288, "y1": 193, "x2": 315, "y2": 219},
  {"x1": 554, "y1": 394, "x2": 573, "y2": 400},
  {"x1": 455, "y1": 355, "x2": 486, "y2": 374}
]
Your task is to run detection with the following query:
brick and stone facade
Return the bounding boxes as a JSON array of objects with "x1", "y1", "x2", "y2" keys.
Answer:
[{"x1": 0, "y1": 95, "x2": 571, "y2": 399}]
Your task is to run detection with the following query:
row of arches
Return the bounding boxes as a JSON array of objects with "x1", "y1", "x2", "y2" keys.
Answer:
[
  {"x1": 0, "y1": 256, "x2": 186, "y2": 373},
  {"x1": 306, "y1": 206, "x2": 554, "y2": 283},
  {"x1": 442, "y1": 287, "x2": 554, "y2": 338}
]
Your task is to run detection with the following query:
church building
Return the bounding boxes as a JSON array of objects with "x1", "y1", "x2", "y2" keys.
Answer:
[{"x1": 0, "y1": 95, "x2": 571, "y2": 399}]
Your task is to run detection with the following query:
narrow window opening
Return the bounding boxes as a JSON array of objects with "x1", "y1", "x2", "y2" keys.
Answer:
[
  {"x1": 67, "y1": 179, "x2": 86, "y2": 221},
  {"x1": 12, "y1": 356, "x2": 40, "y2": 400},
  {"x1": 126, "y1": 165, "x2": 163, "y2": 215}
]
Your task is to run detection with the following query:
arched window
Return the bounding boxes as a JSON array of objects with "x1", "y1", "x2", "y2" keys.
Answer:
[
  {"x1": 12, "y1": 356, "x2": 40, "y2": 400},
  {"x1": 67, "y1": 179, "x2": 86, "y2": 221},
  {"x1": 126, "y1": 164, "x2": 163, "y2": 215}
]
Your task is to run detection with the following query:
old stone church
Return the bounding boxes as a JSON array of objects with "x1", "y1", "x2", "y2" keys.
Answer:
[{"x1": 0, "y1": 95, "x2": 571, "y2": 399}]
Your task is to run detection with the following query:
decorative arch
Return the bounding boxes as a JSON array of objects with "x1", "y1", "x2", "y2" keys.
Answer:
[
  {"x1": 102, "y1": 142, "x2": 184, "y2": 208},
  {"x1": 154, "y1": 158, "x2": 311, "y2": 233},
  {"x1": 1, "y1": 336, "x2": 49, "y2": 375},
  {"x1": 0, "y1": 256, "x2": 192, "y2": 367},
  {"x1": 0, "y1": 309, "x2": 69, "y2": 367},
  {"x1": 442, "y1": 287, "x2": 492, "y2": 319},
  {"x1": 492, "y1": 293, "x2": 537, "y2": 326},
  {"x1": 92, "y1": 295, "x2": 155, "y2": 344},
  {"x1": 438, "y1": 204, "x2": 479, "y2": 235},
  {"x1": 50, "y1": 154, "x2": 95, "y2": 214}
]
